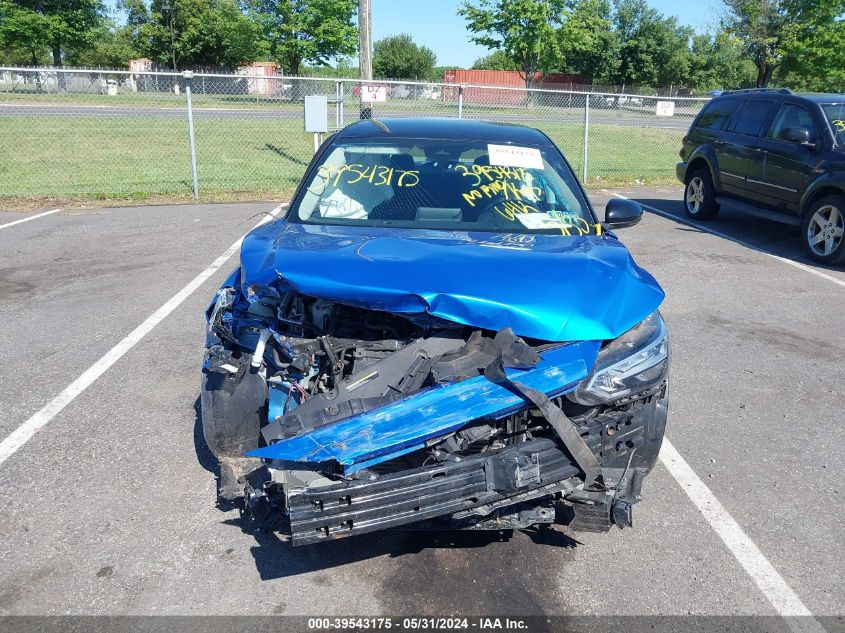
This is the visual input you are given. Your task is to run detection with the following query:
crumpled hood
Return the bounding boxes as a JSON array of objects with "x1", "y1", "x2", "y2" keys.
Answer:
[{"x1": 239, "y1": 220, "x2": 664, "y2": 342}]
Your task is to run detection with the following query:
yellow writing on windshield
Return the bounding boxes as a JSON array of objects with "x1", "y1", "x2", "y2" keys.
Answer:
[
  {"x1": 832, "y1": 119, "x2": 845, "y2": 132},
  {"x1": 492, "y1": 202, "x2": 593, "y2": 237},
  {"x1": 494, "y1": 199, "x2": 539, "y2": 220},
  {"x1": 454, "y1": 163, "x2": 527, "y2": 187},
  {"x1": 307, "y1": 163, "x2": 420, "y2": 195},
  {"x1": 462, "y1": 179, "x2": 531, "y2": 207},
  {"x1": 549, "y1": 211, "x2": 591, "y2": 236}
]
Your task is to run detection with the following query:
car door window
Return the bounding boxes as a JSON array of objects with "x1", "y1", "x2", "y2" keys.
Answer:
[
  {"x1": 695, "y1": 98, "x2": 741, "y2": 130},
  {"x1": 731, "y1": 99, "x2": 776, "y2": 136},
  {"x1": 766, "y1": 104, "x2": 817, "y2": 142}
]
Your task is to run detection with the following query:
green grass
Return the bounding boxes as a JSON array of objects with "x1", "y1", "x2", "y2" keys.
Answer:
[
  {"x1": 0, "y1": 87, "x2": 308, "y2": 110},
  {"x1": 0, "y1": 115, "x2": 312, "y2": 202},
  {"x1": 541, "y1": 122, "x2": 684, "y2": 185},
  {"x1": 0, "y1": 110, "x2": 683, "y2": 209}
]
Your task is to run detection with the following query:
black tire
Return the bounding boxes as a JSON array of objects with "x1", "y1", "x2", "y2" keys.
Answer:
[
  {"x1": 801, "y1": 195, "x2": 845, "y2": 266},
  {"x1": 684, "y1": 168, "x2": 719, "y2": 220}
]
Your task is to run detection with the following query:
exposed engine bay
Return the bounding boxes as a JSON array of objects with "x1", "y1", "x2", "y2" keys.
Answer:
[{"x1": 201, "y1": 279, "x2": 669, "y2": 546}]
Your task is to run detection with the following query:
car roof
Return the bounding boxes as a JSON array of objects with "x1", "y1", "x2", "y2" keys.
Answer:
[
  {"x1": 796, "y1": 93, "x2": 845, "y2": 105},
  {"x1": 713, "y1": 91, "x2": 844, "y2": 105},
  {"x1": 336, "y1": 117, "x2": 553, "y2": 145}
]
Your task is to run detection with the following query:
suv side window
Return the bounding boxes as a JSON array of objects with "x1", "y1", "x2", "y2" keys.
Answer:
[
  {"x1": 695, "y1": 98, "x2": 741, "y2": 130},
  {"x1": 766, "y1": 103, "x2": 817, "y2": 142},
  {"x1": 731, "y1": 99, "x2": 777, "y2": 136}
]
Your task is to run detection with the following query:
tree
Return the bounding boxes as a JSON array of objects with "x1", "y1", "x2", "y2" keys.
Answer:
[
  {"x1": 65, "y1": 0, "x2": 148, "y2": 68},
  {"x1": 373, "y1": 33, "x2": 437, "y2": 80},
  {"x1": 722, "y1": 0, "x2": 845, "y2": 89},
  {"x1": 66, "y1": 20, "x2": 141, "y2": 67},
  {"x1": 721, "y1": 0, "x2": 794, "y2": 87},
  {"x1": 246, "y1": 0, "x2": 357, "y2": 75},
  {"x1": 458, "y1": 0, "x2": 565, "y2": 89},
  {"x1": 774, "y1": 0, "x2": 845, "y2": 91},
  {"x1": 471, "y1": 49, "x2": 516, "y2": 70},
  {"x1": 372, "y1": 33, "x2": 435, "y2": 80},
  {"x1": 0, "y1": 0, "x2": 105, "y2": 67},
  {"x1": 141, "y1": 0, "x2": 264, "y2": 69},
  {"x1": 608, "y1": 0, "x2": 692, "y2": 90},
  {"x1": 0, "y1": 0, "x2": 50, "y2": 65},
  {"x1": 555, "y1": 0, "x2": 618, "y2": 81},
  {"x1": 687, "y1": 30, "x2": 755, "y2": 92}
]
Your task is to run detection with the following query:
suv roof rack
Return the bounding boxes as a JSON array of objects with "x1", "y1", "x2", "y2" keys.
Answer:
[{"x1": 721, "y1": 88, "x2": 794, "y2": 95}]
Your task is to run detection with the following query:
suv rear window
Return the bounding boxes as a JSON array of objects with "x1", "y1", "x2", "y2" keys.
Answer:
[
  {"x1": 731, "y1": 99, "x2": 776, "y2": 136},
  {"x1": 696, "y1": 98, "x2": 741, "y2": 130}
]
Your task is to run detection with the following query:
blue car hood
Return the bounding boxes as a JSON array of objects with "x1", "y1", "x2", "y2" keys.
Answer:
[{"x1": 239, "y1": 220, "x2": 664, "y2": 342}]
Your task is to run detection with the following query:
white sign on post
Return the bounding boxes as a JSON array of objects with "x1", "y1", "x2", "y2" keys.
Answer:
[
  {"x1": 656, "y1": 101, "x2": 675, "y2": 117},
  {"x1": 304, "y1": 95, "x2": 328, "y2": 133},
  {"x1": 361, "y1": 84, "x2": 387, "y2": 103}
]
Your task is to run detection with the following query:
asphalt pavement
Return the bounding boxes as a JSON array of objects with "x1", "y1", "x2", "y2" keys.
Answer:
[
  {"x1": 0, "y1": 189, "x2": 842, "y2": 624},
  {"x1": 0, "y1": 102, "x2": 691, "y2": 129}
]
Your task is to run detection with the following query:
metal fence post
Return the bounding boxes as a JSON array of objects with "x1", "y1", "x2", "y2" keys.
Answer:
[
  {"x1": 184, "y1": 70, "x2": 199, "y2": 199},
  {"x1": 339, "y1": 81, "x2": 345, "y2": 128},
  {"x1": 458, "y1": 84, "x2": 464, "y2": 118},
  {"x1": 582, "y1": 93, "x2": 589, "y2": 183},
  {"x1": 335, "y1": 81, "x2": 342, "y2": 128}
]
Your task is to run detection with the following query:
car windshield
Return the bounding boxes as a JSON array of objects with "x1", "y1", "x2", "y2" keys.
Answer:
[
  {"x1": 822, "y1": 103, "x2": 845, "y2": 145},
  {"x1": 290, "y1": 138, "x2": 596, "y2": 235}
]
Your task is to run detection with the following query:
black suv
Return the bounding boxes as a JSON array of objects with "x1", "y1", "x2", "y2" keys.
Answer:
[{"x1": 677, "y1": 88, "x2": 845, "y2": 265}]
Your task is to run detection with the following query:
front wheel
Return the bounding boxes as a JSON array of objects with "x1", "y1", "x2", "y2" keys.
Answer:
[
  {"x1": 802, "y1": 195, "x2": 845, "y2": 265},
  {"x1": 684, "y1": 169, "x2": 719, "y2": 220}
]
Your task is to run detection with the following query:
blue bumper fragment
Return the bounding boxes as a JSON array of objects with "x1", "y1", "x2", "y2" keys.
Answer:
[{"x1": 246, "y1": 340, "x2": 600, "y2": 473}]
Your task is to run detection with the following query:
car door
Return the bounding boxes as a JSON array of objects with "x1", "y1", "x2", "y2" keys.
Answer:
[
  {"x1": 745, "y1": 102, "x2": 821, "y2": 214},
  {"x1": 690, "y1": 97, "x2": 746, "y2": 195},
  {"x1": 721, "y1": 98, "x2": 778, "y2": 200}
]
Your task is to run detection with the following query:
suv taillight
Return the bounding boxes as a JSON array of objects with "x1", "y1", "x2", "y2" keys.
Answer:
[{"x1": 679, "y1": 135, "x2": 688, "y2": 159}]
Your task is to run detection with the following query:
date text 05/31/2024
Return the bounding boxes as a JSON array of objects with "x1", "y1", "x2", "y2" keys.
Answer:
[{"x1": 307, "y1": 617, "x2": 529, "y2": 630}]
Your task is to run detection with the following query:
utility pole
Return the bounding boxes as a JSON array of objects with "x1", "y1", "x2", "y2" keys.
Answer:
[{"x1": 358, "y1": 0, "x2": 372, "y2": 119}]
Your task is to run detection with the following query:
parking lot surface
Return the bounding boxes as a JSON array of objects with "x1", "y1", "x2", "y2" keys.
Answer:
[{"x1": 0, "y1": 188, "x2": 842, "y2": 621}]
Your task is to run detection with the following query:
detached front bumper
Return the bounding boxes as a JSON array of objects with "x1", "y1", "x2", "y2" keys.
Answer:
[{"x1": 248, "y1": 384, "x2": 668, "y2": 546}]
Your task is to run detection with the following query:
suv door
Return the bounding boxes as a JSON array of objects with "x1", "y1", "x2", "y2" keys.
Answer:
[
  {"x1": 746, "y1": 102, "x2": 822, "y2": 215},
  {"x1": 721, "y1": 98, "x2": 778, "y2": 199},
  {"x1": 688, "y1": 97, "x2": 744, "y2": 193}
]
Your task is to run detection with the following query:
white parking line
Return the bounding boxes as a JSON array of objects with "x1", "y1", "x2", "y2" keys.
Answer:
[
  {"x1": 605, "y1": 191, "x2": 845, "y2": 289},
  {"x1": 660, "y1": 440, "x2": 823, "y2": 631},
  {"x1": 607, "y1": 190, "x2": 826, "y2": 625},
  {"x1": 0, "y1": 208, "x2": 62, "y2": 230},
  {"x1": 0, "y1": 203, "x2": 286, "y2": 467}
]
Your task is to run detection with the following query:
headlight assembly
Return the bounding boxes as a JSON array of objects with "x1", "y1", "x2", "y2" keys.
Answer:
[{"x1": 570, "y1": 311, "x2": 669, "y2": 405}]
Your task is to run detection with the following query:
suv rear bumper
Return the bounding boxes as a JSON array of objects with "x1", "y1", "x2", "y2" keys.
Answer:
[{"x1": 676, "y1": 161, "x2": 687, "y2": 184}]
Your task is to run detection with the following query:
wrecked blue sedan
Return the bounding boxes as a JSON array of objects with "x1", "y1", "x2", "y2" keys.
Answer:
[{"x1": 201, "y1": 118, "x2": 668, "y2": 546}]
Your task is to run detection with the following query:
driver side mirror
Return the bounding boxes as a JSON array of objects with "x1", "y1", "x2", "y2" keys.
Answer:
[
  {"x1": 779, "y1": 126, "x2": 814, "y2": 147},
  {"x1": 604, "y1": 198, "x2": 643, "y2": 229}
]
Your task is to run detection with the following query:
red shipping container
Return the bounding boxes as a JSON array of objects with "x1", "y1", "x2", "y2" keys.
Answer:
[{"x1": 443, "y1": 69, "x2": 590, "y2": 106}]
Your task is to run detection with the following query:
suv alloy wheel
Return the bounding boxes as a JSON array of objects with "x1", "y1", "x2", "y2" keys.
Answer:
[
  {"x1": 684, "y1": 169, "x2": 719, "y2": 220},
  {"x1": 802, "y1": 195, "x2": 845, "y2": 265}
]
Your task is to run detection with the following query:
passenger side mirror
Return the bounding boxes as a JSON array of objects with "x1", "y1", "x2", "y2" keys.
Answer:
[
  {"x1": 779, "y1": 127, "x2": 814, "y2": 147},
  {"x1": 604, "y1": 198, "x2": 643, "y2": 229}
]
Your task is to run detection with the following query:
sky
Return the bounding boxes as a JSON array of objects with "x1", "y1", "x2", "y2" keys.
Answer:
[{"x1": 372, "y1": 0, "x2": 724, "y2": 68}]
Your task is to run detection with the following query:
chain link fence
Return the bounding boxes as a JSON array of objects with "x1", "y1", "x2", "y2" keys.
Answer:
[{"x1": 0, "y1": 67, "x2": 710, "y2": 206}]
